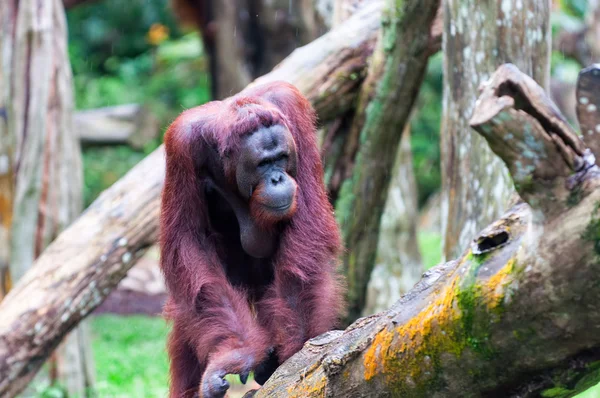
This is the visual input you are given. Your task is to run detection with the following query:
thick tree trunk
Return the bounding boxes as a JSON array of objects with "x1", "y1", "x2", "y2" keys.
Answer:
[
  {"x1": 0, "y1": 9, "x2": 383, "y2": 396},
  {"x1": 209, "y1": 0, "x2": 253, "y2": 98},
  {"x1": 173, "y1": 0, "x2": 326, "y2": 99},
  {"x1": 243, "y1": 63, "x2": 600, "y2": 398},
  {"x1": 0, "y1": 0, "x2": 16, "y2": 301},
  {"x1": 0, "y1": 0, "x2": 94, "y2": 395},
  {"x1": 440, "y1": 0, "x2": 551, "y2": 260},
  {"x1": 334, "y1": 0, "x2": 440, "y2": 323},
  {"x1": 363, "y1": 127, "x2": 423, "y2": 316}
]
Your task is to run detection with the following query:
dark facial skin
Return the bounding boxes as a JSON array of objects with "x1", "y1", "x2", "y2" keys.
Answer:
[
  {"x1": 205, "y1": 124, "x2": 298, "y2": 259},
  {"x1": 236, "y1": 124, "x2": 298, "y2": 213}
]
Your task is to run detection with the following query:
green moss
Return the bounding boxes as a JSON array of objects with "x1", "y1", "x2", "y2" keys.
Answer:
[
  {"x1": 567, "y1": 184, "x2": 584, "y2": 208},
  {"x1": 541, "y1": 387, "x2": 573, "y2": 398},
  {"x1": 581, "y1": 202, "x2": 600, "y2": 257},
  {"x1": 335, "y1": 177, "x2": 356, "y2": 236},
  {"x1": 574, "y1": 364, "x2": 600, "y2": 394},
  {"x1": 539, "y1": 360, "x2": 600, "y2": 398},
  {"x1": 513, "y1": 174, "x2": 534, "y2": 194},
  {"x1": 454, "y1": 253, "x2": 502, "y2": 360},
  {"x1": 456, "y1": 283, "x2": 496, "y2": 359}
]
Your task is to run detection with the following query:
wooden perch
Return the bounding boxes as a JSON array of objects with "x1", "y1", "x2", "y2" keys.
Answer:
[
  {"x1": 0, "y1": 4, "x2": 384, "y2": 396},
  {"x1": 237, "y1": 64, "x2": 600, "y2": 397},
  {"x1": 75, "y1": 104, "x2": 159, "y2": 149}
]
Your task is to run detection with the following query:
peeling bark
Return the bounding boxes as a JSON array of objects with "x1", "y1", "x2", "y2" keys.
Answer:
[
  {"x1": 243, "y1": 64, "x2": 600, "y2": 398},
  {"x1": 440, "y1": 0, "x2": 551, "y2": 260},
  {"x1": 334, "y1": 0, "x2": 440, "y2": 323}
]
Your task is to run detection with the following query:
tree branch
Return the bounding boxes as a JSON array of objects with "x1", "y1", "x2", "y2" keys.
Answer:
[{"x1": 242, "y1": 64, "x2": 600, "y2": 397}]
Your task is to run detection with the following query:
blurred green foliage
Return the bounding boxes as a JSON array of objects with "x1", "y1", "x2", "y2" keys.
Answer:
[
  {"x1": 418, "y1": 230, "x2": 443, "y2": 270},
  {"x1": 411, "y1": 53, "x2": 443, "y2": 207},
  {"x1": 67, "y1": 0, "x2": 211, "y2": 206},
  {"x1": 82, "y1": 146, "x2": 148, "y2": 206},
  {"x1": 557, "y1": 0, "x2": 587, "y2": 18}
]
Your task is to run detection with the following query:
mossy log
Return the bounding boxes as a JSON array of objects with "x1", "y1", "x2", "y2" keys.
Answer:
[{"x1": 241, "y1": 64, "x2": 600, "y2": 397}]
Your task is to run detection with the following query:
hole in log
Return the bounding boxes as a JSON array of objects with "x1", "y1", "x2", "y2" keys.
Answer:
[{"x1": 472, "y1": 231, "x2": 509, "y2": 255}]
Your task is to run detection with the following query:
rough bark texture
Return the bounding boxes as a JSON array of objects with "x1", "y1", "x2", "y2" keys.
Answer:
[
  {"x1": 334, "y1": 0, "x2": 440, "y2": 323},
  {"x1": 440, "y1": 0, "x2": 551, "y2": 260},
  {"x1": 363, "y1": 127, "x2": 423, "y2": 316},
  {"x1": 0, "y1": 10, "x2": 384, "y2": 395},
  {"x1": 242, "y1": 63, "x2": 600, "y2": 398},
  {"x1": 0, "y1": 0, "x2": 95, "y2": 395}
]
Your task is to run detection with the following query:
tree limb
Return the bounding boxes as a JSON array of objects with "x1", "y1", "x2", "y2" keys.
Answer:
[
  {"x1": 334, "y1": 0, "x2": 440, "y2": 323},
  {"x1": 242, "y1": 64, "x2": 600, "y2": 397}
]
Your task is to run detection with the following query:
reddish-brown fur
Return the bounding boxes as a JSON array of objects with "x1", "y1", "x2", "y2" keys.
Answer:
[{"x1": 160, "y1": 82, "x2": 344, "y2": 397}]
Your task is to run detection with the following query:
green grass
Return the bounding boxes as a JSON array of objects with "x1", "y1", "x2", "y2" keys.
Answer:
[
  {"x1": 91, "y1": 315, "x2": 170, "y2": 398},
  {"x1": 89, "y1": 315, "x2": 253, "y2": 398},
  {"x1": 417, "y1": 230, "x2": 443, "y2": 270},
  {"x1": 579, "y1": 385, "x2": 600, "y2": 398}
]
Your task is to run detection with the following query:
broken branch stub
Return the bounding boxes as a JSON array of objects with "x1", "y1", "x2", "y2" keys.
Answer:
[
  {"x1": 470, "y1": 63, "x2": 596, "y2": 216},
  {"x1": 576, "y1": 64, "x2": 600, "y2": 160}
]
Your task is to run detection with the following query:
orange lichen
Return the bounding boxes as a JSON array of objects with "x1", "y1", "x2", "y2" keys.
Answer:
[
  {"x1": 363, "y1": 324, "x2": 396, "y2": 380},
  {"x1": 363, "y1": 274, "x2": 463, "y2": 386},
  {"x1": 0, "y1": 192, "x2": 12, "y2": 230},
  {"x1": 286, "y1": 374, "x2": 327, "y2": 398},
  {"x1": 482, "y1": 258, "x2": 515, "y2": 310},
  {"x1": 360, "y1": 253, "x2": 518, "y2": 393}
]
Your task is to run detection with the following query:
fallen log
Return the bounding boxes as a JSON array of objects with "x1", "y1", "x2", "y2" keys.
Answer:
[
  {"x1": 75, "y1": 104, "x2": 159, "y2": 149},
  {"x1": 0, "y1": 4, "x2": 384, "y2": 396},
  {"x1": 241, "y1": 64, "x2": 600, "y2": 397}
]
